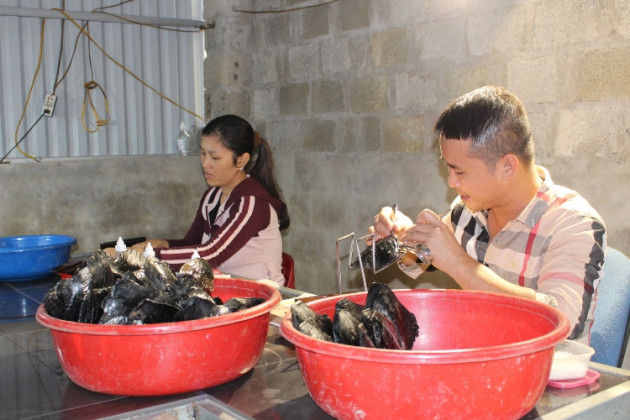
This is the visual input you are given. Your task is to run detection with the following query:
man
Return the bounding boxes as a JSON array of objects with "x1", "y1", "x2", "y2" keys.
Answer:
[{"x1": 371, "y1": 86, "x2": 606, "y2": 343}]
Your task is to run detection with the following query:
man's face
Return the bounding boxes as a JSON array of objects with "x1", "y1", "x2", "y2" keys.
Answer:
[{"x1": 439, "y1": 137, "x2": 504, "y2": 212}]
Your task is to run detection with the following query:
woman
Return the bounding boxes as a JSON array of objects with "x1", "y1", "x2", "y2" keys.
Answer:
[{"x1": 132, "y1": 114, "x2": 290, "y2": 286}]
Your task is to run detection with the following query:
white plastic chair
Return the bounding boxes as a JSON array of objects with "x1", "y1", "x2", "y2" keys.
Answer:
[{"x1": 590, "y1": 248, "x2": 630, "y2": 367}]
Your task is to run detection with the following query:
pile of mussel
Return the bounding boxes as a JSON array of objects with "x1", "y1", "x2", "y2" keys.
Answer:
[
  {"x1": 43, "y1": 250, "x2": 264, "y2": 325},
  {"x1": 290, "y1": 283, "x2": 419, "y2": 350}
]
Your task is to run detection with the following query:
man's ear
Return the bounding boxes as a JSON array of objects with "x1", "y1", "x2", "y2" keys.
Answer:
[{"x1": 501, "y1": 154, "x2": 519, "y2": 179}]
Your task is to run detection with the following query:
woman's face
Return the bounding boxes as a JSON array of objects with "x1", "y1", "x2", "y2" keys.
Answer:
[{"x1": 200, "y1": 134, "x2": 247, "y2": 191}]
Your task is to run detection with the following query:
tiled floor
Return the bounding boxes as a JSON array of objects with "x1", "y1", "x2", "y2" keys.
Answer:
[{"x1": 0, "y1": 275, "x2": 58, "y2": 322}]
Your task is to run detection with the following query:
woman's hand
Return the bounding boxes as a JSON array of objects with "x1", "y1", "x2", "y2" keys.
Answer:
[{"x1": 102, "y1": 247, "x2": 117, "y2": 258}]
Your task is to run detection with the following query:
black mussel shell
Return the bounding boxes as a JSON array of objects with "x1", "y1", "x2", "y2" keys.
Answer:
[
  {"x1": 291, "y1": 300, "x2": 333, "y2": 339},
  {"x1": 98, "y1": 273, "x2": 155, "y2": 324},
  {"x1": 350, "y1": 236, "x2": 399, "y2": 272},
  {"x1": 334, "y1": 298, "x2": 365, "y2": 320},
  {"x1": 172, "y1": 296, "x2": 225, "y2": 321},
  {"x1": 43, "y1": 275, "x2": 86, "y2": 321},
  {"x1": 332, "y1": 309, "x2": 375, "y2": 348},
  {"x1": 170, "y1": 273, "x2": 213, "y2": 305},
  {"x1": 366, "y1": 282, "x2": 418, "y2": 350},
  {"x1": 361, "y1": 307, "x2": 402, "y2": 350},
  {"x1": 85, "y1": 251, "x2": 117, "y2": 289},
  {"x1": 128, "y1": 299, "x2": 179, "y2": 324},
  {"x1": 78, "y1": 287, "x2": 110, "y2": 324},
  {"x1": 112, "y1": 249, "x2": 147, "y2": 275},
  {"x1": 143, "y1": 256, "x2": 178, "y2": 291},
  {"x1": 223, "y1": 297, "x2": 266, "y2": 312},
  {"x1": 179, "y1": 258, "x2": 215, "y2": 294}
]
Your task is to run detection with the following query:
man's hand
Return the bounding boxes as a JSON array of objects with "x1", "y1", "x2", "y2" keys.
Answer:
[{"x1": 368, "y1": 206, "x2": 414, "y2": 240}]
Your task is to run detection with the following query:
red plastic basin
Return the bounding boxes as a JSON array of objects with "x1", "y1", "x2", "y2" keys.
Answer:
[
  {"x1": 280, "y1": 289, "x2": 570, "y2": 420},
  {"x1": 37, "y1": 278, "x2": 281, "y2": 396}
]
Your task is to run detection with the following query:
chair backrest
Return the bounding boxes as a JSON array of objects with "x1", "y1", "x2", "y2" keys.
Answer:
[
  {"x1": 590, "y1": 247, "x2": 630, "y2": 367},
  {"x1": 282, "y1": 252, "x2": 295, "y2": 289}
]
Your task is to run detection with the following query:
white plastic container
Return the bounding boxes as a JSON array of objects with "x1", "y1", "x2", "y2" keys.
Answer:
[
  {"x1": 115, "y1": 237, "x2": 127, "y2": 257},
  {"x1": 176, "y1": 121, "x2": 191, "y2": 156},
  {"x1": 549, "y1": 340, "x2": 595, "y2": 381}
]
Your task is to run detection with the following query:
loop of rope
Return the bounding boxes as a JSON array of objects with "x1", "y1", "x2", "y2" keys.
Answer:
[{"x1": 81, "y1": 80, "x2": 110, "y2": 133}]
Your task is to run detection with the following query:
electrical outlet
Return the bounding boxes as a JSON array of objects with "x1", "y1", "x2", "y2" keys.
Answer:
[{"x1": 43, "y1": 94, "x2": 57, "y2": 117}]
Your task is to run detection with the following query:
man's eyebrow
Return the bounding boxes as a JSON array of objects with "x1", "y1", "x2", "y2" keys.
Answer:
[{"x1": 440, "y1": 155, "x2": 459, "y2": 169}]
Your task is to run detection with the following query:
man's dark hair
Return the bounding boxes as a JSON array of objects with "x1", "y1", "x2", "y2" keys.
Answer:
[{"x1": 434, "y1": 86, "x2": 535, "y2": 169}]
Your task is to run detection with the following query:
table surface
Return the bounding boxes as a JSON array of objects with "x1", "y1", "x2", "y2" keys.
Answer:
[{"x1": 1, "y1": 293, "x2": 630, "y2": 419}]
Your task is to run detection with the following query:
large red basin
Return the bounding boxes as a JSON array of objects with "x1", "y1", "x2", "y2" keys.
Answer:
[
  {"x1": 280, "y1": 289, "x2": 570, "y2": 420},
  {"x1": 37, "y1": 278, "x2": 281, "y2": 396}
]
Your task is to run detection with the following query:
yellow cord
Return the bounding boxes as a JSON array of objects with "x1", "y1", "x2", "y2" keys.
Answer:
[
  {"x1": 14, "y1": 19, "x2": 46, "y2": 161},
  {"x1": 81, "y1": 81, "x2": 111, "y2": 133}
]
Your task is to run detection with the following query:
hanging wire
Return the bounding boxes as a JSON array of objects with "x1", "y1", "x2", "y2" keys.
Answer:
[
  {"x1": 233, "y1": 0, "x2": 341, "y2": 14},
  {"x1": 3, "y1": 1, "x2": 207, "y2": 163},
  {"x1": 52, "y1": 7, "x2": 205, "y2": 120},
  {"x1": 4, "y1": 19, "x2": 48, "y2": 162}
]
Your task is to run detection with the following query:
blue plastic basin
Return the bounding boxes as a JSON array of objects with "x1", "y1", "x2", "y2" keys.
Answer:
[{"x1": 0, "y1": 235, "x2": 77, "y2": 281}]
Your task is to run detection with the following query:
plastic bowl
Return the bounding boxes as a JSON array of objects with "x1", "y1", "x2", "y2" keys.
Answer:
[
  {"x1": 549, "y1": 340, "x2": 595, "y2": 381},
  {"x1": 0, "y1": 235, "x2": 77, "y2": 281},
  {"x1": 37, "y1": 277, "x2": 281, "y2": 396},
  {"x1": 280, "y1": 289, "x2": 570, "y2": 420}
]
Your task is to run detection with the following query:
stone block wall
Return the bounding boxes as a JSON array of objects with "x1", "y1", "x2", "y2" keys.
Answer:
[
  {"x1": 204, "y1": 0, "x2": 630, "y2": 294},
  {"x1": 0, "y1": 156, "x2": 206, "y2": 254}
]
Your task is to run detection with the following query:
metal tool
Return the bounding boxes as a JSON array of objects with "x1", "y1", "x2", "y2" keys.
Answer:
[{"x1": 335, "y1": 204, "x2": 434, "y2": 293}]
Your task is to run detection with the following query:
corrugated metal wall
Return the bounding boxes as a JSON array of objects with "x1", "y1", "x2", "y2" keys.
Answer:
[{"x1": 0, "y1": 0, "x2": 205, "y2": 160}]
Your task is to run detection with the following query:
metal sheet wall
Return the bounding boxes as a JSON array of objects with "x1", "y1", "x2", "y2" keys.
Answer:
[{"x1": 0, "y1": 0, "x2": 204, "y2": 160}]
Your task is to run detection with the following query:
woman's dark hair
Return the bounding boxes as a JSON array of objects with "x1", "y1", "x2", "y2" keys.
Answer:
[
  {"x1": 202, "y1": 114, "x2": 290, "y2": 230},
  {"x1": 433, "y1": 86, "x2": 535, "y2": 170}
]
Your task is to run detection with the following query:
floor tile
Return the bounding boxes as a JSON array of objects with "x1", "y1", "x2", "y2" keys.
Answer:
[{"x1": 0, "y1": 275, "x2": 58, "y2": 322}]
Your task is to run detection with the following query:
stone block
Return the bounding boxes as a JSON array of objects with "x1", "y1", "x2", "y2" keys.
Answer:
[
  {"x1": 263, "y1": 120, "x2": 303, "y2": 151},
  {"x1": 527, "y1": 109, "x2": 554, "y2": 158},
  {"x1": 203, "y1": 14, "x2": 252, "y2": 52},
  {"x1": 214, "y1": 90, "x2": 250, "y2": 118},
  {"x1": 370, "y1": 27, "x2": 408, "y2": 69},
  {"x1": 288, "y1": 44, "x2": 320, "y2": 81},
  {"x1": 266, "y1": 14, "x2": 292, "y2": 46},
  {"x1": 554, "y1": 106, "x2": 623, "y2": 157},
  {"x1": 302, "y1": 5, "x2": 330, "y2": 39},
  {"x1": 532, "y1": 1, "x2": 601, "y2": 49},
  {"x1": 340, "y1": 0, "x2": 371, "y2": 31},
  {"x1": 293, "y1": 152, "x2": 343, "y2": 193},
  {"x1": 279, "y1": 83, "x2": 309, "y2": 115},
  {"x1": 615, "y1": 0, "x2": 630, "y2": 38},
  {"x1": 507, "y1": 56, "x2": 558, "y2": 103},
  {"x1": 286, "y1": 191, "x2": 311, "y2": 227},
  {"x1": 254, "y1": 53, "x2": 279, "y2": 84},
  {"x1": 321, "y1": 38, "x2": 352, "y2": 75},
  {"x1": 374, "y1": 0, "x2": 430, "y2": 26},
  {"x1": 348, "y1": 36, "x2": 370, "y2": 71},
  {"x1": 341, "y1": 117, "x2": 380, "y2": 153},
  {"x1": 350, "y1": 75, "x2": 389, "y2": 113},
  {"x1": 575, "y1": 48, "x2": 630, "y2": 100},
  {"x1": 468, "y1": 6, "x2": 527, "y2": 56},
  {"x1": 301, "y1": 119, "x2": 337, "y2": 153},
  {"x1": 311, "y1": 80, "x2": 345, "y2": 114},
  {"x1": 252, "y1": 88, "x2": 278, "y2": 120},
  {"x1": 382, "y1": 116, "x2": 426, "y2": 153},
  {"x1": 394, "y1": 72, "x2": 438, "y2": 110},
  {"x1": 416, "y1": 18, "x2": 466, "y2": 60}
]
